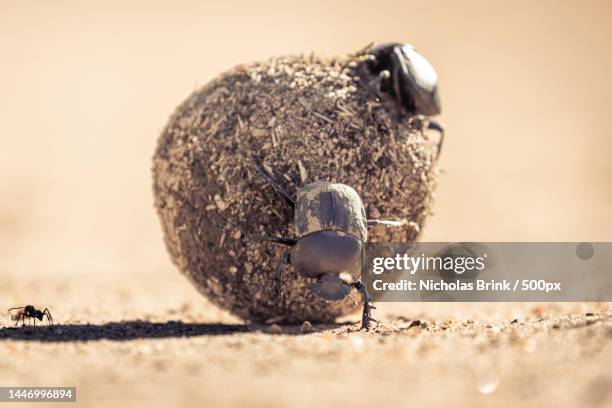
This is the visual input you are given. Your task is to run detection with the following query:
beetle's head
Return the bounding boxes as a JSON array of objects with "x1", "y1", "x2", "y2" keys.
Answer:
[
  {"x1": 290, "y1": 230, "x2": 362, "y2": 301},
  {"x1": 308, "y1": 274, "x2": 353, "y2": 301}
]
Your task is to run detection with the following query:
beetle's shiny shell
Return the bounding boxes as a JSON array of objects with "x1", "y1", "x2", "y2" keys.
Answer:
[{"x1": 290, "y1": 230, "x2": 362, "y2": 282}]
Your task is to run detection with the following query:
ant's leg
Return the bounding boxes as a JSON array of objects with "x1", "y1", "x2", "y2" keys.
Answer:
[
  {"x1": 353, "y1": 281, "x2": 378, "y2": 331},
  {"x1": 8, "y1": 307, "x2": 25, "y2": 327},
  {"x1": 276, "y1": 252, "x2": 291, "y2": 307},
  {"x1": 33, "y1": 318, "x2": 36, "y2": 327},
  {"x1": 253, "y1": 163, "x2": 296, "y2": 210},
  {"x1": 43, "y1": 309, "x2": 53, "y2": 325}
]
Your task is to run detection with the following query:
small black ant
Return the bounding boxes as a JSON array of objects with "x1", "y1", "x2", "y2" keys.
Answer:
[{"x1": 8, "y1": 305, "x2": 54, "y2": 327}]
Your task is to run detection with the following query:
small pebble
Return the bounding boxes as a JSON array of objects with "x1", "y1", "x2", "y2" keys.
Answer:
[
  {"x1": 265, "y1": 324, "x2": 283, "y2": 335},
  {"x1": 300, "y1": 321, "x2": 314, "y2": 334},
  {"x1": 408, "y1": 320, "x2": 422, "y2": 328}
]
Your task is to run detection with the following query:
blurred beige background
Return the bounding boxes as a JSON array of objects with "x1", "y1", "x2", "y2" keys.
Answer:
[
  {"x1": 1, "y1": 3, "x2": 612, "y2": 407},
  {"x1": 1, "y1": 0, "x2": 611, "y2": 284}
]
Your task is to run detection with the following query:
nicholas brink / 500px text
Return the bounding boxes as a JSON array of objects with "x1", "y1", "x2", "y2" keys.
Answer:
[{"x1": 372, "y1": 279, "x2": 564, "y2": 293}]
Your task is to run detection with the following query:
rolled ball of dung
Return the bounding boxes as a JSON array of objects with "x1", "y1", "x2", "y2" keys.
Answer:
[{"x1": 153, "y1": 49, "x2": 441, "y2": 323}]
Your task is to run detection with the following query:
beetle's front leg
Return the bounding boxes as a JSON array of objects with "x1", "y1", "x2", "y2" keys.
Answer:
[
  {"x1": 253, "y1": 162, "x2": 296, "y2": 210},
  {"x1": 369, "y1": 70, "x2": 391, "y2": 97},
  {"x1": 353, "y1": 281, "x2": 378, "y2": 330}
]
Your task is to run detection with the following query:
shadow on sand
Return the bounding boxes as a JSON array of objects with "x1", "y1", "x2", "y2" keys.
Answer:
[{"x1": 0, "y1": 320, "x2": 348, "y2": 342}]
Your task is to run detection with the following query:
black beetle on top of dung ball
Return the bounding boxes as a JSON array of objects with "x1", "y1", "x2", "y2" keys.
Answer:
[{"x1": 153, "y1": 42, "x2": 444, "y2": 328}]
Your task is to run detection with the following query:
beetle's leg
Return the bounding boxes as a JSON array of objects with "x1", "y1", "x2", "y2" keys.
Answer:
[
  {"x1": 409, "y1": 115, "x2": 445, "y2": 161},
  {"x1": 353, "y1": 281, "x2": 378, "y2": 331},
  {"x1": 253, "y1": 162, "x2": 296, "y2": 210},
  {"x1": 254, "y1": 235, "x2": 297, "y2": 246},
  {"x1": 367, "y1": 219, "x2": 406, "y2": 227},
  {"x1": 427, "y1": 119, "x2": 445, "y2": 161},
  {"x1": 276, "y1": 252, "x2": 291, "y2": 307},
  {"x1": 369, "y1": 70, "x2": 391, "y2": 96}
]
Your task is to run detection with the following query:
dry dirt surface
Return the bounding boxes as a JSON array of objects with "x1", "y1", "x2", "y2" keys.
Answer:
[{"x1": 1, "y1": 274, "x2": 611, "y2": 408}]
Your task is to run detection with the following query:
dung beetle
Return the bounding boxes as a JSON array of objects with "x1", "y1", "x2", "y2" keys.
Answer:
[
  {"x1": 254, "y1": 163, "x2": 404, "y2": 330},
  {"x1": 366, "y1": 42, "x2": 444, "y2": 155}
]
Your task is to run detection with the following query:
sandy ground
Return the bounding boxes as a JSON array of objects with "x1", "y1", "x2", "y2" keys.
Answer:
[
  {"x1": 1, "y1": 274, "x2": 611, "y2": 407},
  {"x1": 2, "y1": 1, "x2": 612, "y2": 407}
]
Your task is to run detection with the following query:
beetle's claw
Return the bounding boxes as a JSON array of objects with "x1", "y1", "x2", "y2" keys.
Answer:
[
  {"x1": 354, "y1": 281, "x2": 378, "y2": 331},
  {"x1": 360, "y1": 302, "x2": 379, "y2": 331},
  {"x1": 361, "y1": 314, "x2": 378, "y2": 331}
]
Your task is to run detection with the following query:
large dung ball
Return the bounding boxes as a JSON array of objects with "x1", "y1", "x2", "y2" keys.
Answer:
[{"x1": 153, "y1": 50, "x2": 441, "y2": 323}]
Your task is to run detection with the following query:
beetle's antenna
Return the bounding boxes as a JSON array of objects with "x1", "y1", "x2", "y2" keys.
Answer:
[{"x1": 253, "y1": 162, "x2": 296, "y2": 209}]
